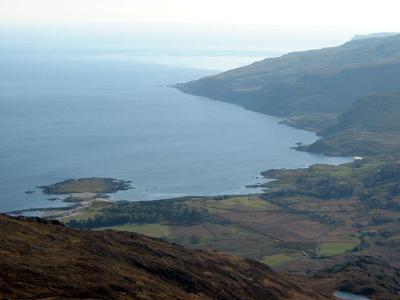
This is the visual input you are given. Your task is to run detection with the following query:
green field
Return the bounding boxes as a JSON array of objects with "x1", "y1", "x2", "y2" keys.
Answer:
[
  {"x1": 62, "y1": 202, "x2": 109, "y2": 222},
  {"x1": 205, "y1": 196, "x2": 276, "y2": 210},
  {"x1": 96, "y1": 223, "x2": 171, "y2": 238},
  {"x1": 260, "y1": 253, "x2": 299, "y2": 267},
  {"x1": 319, "y1": 240, "x2": 359, "y2": 257}
]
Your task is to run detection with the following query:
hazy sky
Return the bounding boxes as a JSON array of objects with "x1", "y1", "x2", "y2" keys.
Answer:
[
  {"x1": 1, "y1": 0, "x2": 399, "y2": 51},
  {"x1": 1, "y1": 0, "x2": 399, "y2": 30}
]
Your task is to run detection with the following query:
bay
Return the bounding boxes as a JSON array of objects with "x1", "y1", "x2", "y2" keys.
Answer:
[{"x1": 0, "y1": 49, "x2": 350, "y2": 212}]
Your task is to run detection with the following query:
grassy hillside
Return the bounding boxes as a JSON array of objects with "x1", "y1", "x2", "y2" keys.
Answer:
[
  {"x1": 323, "y1": 92, "x2": 400, "y2": 134},
  {"x1": 178, "y1": 34, "x2": 400, "y2": 116},
  {"x1": 300, "y1": 92, "x2": 400, "y2": 156}
]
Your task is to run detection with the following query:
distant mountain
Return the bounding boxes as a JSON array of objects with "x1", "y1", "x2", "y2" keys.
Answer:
[
  {"x1": 352, "y1": 32, "x2": 399, "y2": 40},
  {"x1": 0, "y1": 214, "x2": 330, "y2": 300},
  {"x1": 300, "y1": 92, "x2": 400, "y2": 155},
  {"x1": 178, "y1": 34, "x2": 400, "y2": 117}
]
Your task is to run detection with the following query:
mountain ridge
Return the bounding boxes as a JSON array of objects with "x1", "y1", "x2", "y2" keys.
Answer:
[{"x1": 178, "y1": 34, "x2": 400, "y2": 117}]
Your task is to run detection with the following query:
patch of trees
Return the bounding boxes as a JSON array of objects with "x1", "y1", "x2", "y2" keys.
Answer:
[
  {"x1": 369, "y1": 215, "x2": 394, "y2": 226},
  {"x1": 293, "y1": 175, "x2": 354, "y2": 199},
  {"x1": 364, "y1": 164, "x2": 400, "y2": 186},
  {"x1": 265, "y1": 176, "x2": 354, "y2": 200},
  {"x1": 66, "y1": 200, "x2": 229, "y2": 229},
  {"x1": 389, "y1": 184, "x2": 400, "y2": 196}
]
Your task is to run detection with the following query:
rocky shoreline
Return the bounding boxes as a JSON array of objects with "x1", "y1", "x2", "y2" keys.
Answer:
[{"x1": 12, "y1": 178, "x2": 132, "y2": 219}]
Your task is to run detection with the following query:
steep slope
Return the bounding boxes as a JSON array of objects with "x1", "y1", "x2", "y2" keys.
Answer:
[
  {"x1": 322, "y1": 92, "x2": 400, "y2": 135},
  {"x1": 178, "y1": 34, "x2": 400, "y2": 116},
  {"x1": 0, "y1": 214, "x2": 330, "y2": 300},
  {"x1": 312, "y1": 256, "x2": 400, "y2": 299},
  {"x1": 302, "y1": 92, "x2": 400, "y2": 155}
]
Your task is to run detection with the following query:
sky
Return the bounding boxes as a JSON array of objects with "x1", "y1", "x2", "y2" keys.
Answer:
[{"x1": 1, "y1": 0, "x2": 400, "y2": 51}]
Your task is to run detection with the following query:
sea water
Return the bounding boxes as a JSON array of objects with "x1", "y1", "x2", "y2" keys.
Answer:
[{"x1": 0, "y1": 47, "x2": 351, "y2": 212}]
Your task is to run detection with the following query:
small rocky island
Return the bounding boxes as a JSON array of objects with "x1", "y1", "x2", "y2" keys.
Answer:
[
  {"x1": 38, "y1": 178, "x2": 132, "y2": 195},
  {"x1": 16, "y1": 178, "x2": 134, "y2": 219}
]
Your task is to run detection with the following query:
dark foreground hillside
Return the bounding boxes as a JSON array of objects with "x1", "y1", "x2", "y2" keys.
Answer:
[{"x1": 0, "y1": 214, "x2": 330, "y2": 300}]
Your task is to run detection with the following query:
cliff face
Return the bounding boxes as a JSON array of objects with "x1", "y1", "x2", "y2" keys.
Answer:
[{"x1": 0, "y1": 214, "x2": 330, "y2": 300}]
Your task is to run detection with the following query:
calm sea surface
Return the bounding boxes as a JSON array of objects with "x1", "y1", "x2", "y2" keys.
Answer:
[
  {"x1": 0, "y1": 48, "x2": 351, "y2": 212},
  {"x1": 334, "y1": 291, "x2": 369, "y2": 300}
]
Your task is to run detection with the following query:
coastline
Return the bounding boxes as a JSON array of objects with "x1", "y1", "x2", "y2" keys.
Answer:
[{"x1": 8, "y1": 91, "x2": 352, "y2": 219}]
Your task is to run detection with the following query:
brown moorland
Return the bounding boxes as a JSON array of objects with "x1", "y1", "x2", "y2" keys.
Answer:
[{"x1": 0, "y1": 214, "x2": 331, "y2": 300}]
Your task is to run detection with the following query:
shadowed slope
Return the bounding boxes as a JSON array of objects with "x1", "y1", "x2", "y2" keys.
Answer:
[
  {"x1": 301, "y1": 92, "x2": 400, "y2": 155},
  {"x1": 0, "y1": 214, "x2": 330, "y2": 300}
]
